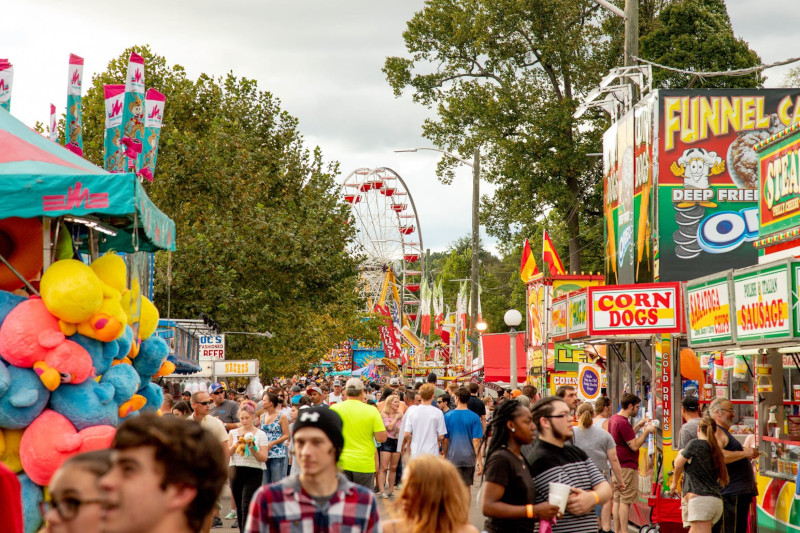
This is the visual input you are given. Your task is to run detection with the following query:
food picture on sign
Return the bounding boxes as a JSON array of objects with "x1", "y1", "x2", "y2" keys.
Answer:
[{"x1": 657, "y1": 89, "x2": 800, "y2": 281}]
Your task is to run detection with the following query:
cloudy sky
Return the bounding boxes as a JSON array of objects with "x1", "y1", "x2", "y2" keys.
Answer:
[{"x1": 4, "y1": 0, "x2": 798, "y2": 254}]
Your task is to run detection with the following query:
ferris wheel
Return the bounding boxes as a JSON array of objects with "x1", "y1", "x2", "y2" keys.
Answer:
[{"x1": 341, "y1": 167, "x2": 424, "y2": 330}]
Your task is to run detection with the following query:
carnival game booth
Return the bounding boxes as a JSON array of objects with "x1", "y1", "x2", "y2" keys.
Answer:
[{"x1": 0, "y1": 104, "x2": 177, "y2": 532}]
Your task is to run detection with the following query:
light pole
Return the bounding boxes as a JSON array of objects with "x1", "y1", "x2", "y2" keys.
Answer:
[
  {"x1": 395, "y1": 146, "x2": 481, "y2": 357},
  {"x1": 504, "y1": 309, "x2": 522, "y2": 389}
]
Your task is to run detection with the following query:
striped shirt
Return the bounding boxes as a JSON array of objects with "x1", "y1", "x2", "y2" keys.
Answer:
[{"x1": 527, "y1": 439, "x2": 606, "y2": 533}]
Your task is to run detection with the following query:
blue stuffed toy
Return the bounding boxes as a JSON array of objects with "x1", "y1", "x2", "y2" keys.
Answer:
[
  {"x1": 136, "y1": 381, "x2": 164, "y2": 413},
  {"x1": 0, "y1": 362, "x2": 50, "y2": 430},
  {"x1": 69, "y1": 333, "x2": 118, "y2": 376},
  {"x1": 0, "y1": 290, "x2": 25, "y2": 329},
  {"x1": 101, "y1": 363, "x2": 144, "y2": 418},
  {"x1": 49, "y1": 378, "x2": 117, "y2": 431},
  {"x1": 18, "y1": 472, "x2": 43, "y2": 533},
  {"x1": 131, "y1": 335, "x2": 169, "y2": 381}
]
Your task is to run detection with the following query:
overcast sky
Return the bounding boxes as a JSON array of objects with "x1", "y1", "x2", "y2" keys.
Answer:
[{"x1": 5, "y1": 0, "x2": 798, "y2": 255}]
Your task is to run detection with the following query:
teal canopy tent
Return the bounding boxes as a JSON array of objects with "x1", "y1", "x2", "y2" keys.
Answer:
[{"x1": 0, "y1": 107, "x2": 175, "y2": 252}]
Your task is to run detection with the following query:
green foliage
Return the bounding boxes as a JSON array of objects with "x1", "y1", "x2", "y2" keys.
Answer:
[
  {"x1": 384, "y1": 0, "x2": 615, "y2": 273},
  {"x1": 640, "y1": 0, "x2": 763, "y2": 89},
  {"x1": 782, "y1": 67, "x2": 800, "y2": 88},
  {"x1": 81, "y1": 46, "x2": 376, "y2": 378}
]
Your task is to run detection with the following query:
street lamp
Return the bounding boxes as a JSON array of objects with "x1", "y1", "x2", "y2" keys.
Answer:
[
  {"x1": 395, "y1": 146, "x2": 481, "y2": 355},
  {"x1": 504, "y1": 309, "x2": 522, "y2": 389}
]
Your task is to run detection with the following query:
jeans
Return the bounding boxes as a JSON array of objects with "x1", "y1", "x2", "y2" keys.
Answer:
[{"x1": 263, "y1": 456, "x2": 287, "y2": 485}]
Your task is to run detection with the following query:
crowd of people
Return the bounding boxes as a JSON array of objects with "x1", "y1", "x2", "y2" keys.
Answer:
[{"x1": 29, "y1": 373, "x2": 760, "y2": 533}]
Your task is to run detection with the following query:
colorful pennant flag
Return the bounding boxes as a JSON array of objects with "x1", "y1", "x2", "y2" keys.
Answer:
[
  {"x1": 0, "y1": 59, "x2": 13, "y2": 111},
  {"x1": 433, "y1": 278, "x2": 444, "y2": 336},
  {"x1": 48, "y1": 104, "x2": 58, "y2": 142},
  {"x1": 520, "y1": 238, "x2": 539, "y2": 282},
  {"x1": 65, "y1": 54, "x2": 84, "y2": 156},
  {"x1": 121, "y1": 52, "x2": 146, "y2": 174},
  {"x1": 419, "y1": 276, "x2": 432, "y2": 336},
  {"x1": 140, "y1": 88, "x2": 165, "y2": 181},
  {"x1": 103, "y1": 84, "x2": 126, "y2": 171},
  {"x1": 543, "y1": 230, "x2": 566, "y2": 275}
]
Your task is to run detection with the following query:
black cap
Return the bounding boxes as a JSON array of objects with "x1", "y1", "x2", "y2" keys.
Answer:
[{"x1": 682, "y1": 395, "x2": 699, "y2": 412}]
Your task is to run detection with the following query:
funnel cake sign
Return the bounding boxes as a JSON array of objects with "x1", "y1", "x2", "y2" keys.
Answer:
[{"x1": 588, "y1": 283, "x2": 682, "y2": 336}]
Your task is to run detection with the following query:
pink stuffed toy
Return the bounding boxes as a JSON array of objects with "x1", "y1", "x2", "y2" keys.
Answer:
[
  {"x1": 0, "y1": 297, "x2": 93, "y2": 391},
  {"x1": 20, "y1": 409, "x2": 115, "y2": 486}
]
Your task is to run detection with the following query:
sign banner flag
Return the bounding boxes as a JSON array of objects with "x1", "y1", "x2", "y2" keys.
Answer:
[
  {"x1": 0, "y1": 59, "x2": 12, "y2": 111},
  {"x1": 103, "y1": 84, "x2": 126, "y2": 172},
  {"x1": 48, "y1": 104, "x2": 58, "y2": 142},
  {"x1": 121, "y1": 52, "x2": 146, "y2": 174},
  {"x1": 433, "y1": 278, "x2": 444, "y2": 336},
  {"x1": 543, "y1": 230, "x2": 566, "y2": 275},
  {"x1": 65, "y1": 54, "x2": 84, "y2": 156},
  {"x1": 140, "y1": 89, "x2": 165, "y2": 182},
  {"x1": 520, "y1": 238, "x2": 539, "y2": 282},
  {"x1": 420, "y1": 276, "x2": 432, "y2": 336}
]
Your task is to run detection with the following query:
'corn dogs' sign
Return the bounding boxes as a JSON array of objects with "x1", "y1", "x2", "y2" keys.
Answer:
[{"x1": 588, "y1": 283, "x2": 683, "y2": 335}]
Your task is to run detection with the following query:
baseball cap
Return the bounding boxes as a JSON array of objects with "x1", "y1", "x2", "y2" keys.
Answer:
[
  {"x1": 682, "y1": 395, "x2": 699, "y2": 412},
  {"x1": 290, "y1": 385, "x2": 302, "y2": 393},
  {"x1": 345, "y1": 378, "x2": 364, "y2": 393},
  {"x1": 511, "y1": 389, "x2": 523, "y2": 398},
  {"x1": 306, "y1": 386, "x2": 322, "y2": 395},
  {"x1": 181, "y1": 390, "x2": 191, "y2": 397},
  {"x1": 209, "y1": 383, "x2": 227, "y2": 394},
  {"x1": 389, "y1": 378, "x2": 399, "y2": 386},
  {"x1": 333, "y1": 380, "x2": 342, "y2": 386}
]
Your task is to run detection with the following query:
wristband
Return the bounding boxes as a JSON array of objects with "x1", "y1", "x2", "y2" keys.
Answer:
[
  {"x1": 592, "y1": 491, "x2": 599, "y2": 504},
  {"x1": 526, "y1": 504, "x2": 534, "y2": 518}
]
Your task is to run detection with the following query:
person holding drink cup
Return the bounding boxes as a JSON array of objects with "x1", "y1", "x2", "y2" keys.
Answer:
[
  {"x1": 525, "y1": 397, "x2": 612, "y2": 533},
  {"x1": 480, "y1": 399, "x2": 560, "y2": 533}
]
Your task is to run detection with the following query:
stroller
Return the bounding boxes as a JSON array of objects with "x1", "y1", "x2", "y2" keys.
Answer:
[{"x1": 640, "y1": 453, "x2": 688, "y2": 533}]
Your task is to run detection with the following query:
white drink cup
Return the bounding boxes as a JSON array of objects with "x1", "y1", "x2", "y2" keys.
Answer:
[{"x1": 549, "y1": 482, "x2": 571, "y2": 514}]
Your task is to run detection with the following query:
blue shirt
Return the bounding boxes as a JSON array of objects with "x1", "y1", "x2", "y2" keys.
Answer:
[{"x1": 444, "y1": 408, "x2": 483, "y2": 467}]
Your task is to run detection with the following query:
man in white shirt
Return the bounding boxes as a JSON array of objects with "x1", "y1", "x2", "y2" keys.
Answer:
[
  {"x1": 402, "y1": 383, "x2": 446, "y2": 458},
  {"x1": 328, "y1": 380, "x2": 343, "y2": 405}
]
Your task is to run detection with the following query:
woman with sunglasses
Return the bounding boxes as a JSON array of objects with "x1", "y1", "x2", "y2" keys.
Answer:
[
  {"x1": 42, "y1": 449, "x2": 111, "y2": 533},
  {"x1": 480, "y1": 399, "x2": 560, "y2": 533}
]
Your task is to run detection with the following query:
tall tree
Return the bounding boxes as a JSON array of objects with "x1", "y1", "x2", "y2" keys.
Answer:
[
  {"x1": 383, "y1": 0, "x2": 607, "y2": 270},
  {"x1": 640, "y1": 0, "x2": 762, "y2": 88},
  {"x1": 81, "y1": 46, "x2": 377, "y2": 377},
  {"x1": 384, "y1": 0, "x2": 613, "y2": 274}
]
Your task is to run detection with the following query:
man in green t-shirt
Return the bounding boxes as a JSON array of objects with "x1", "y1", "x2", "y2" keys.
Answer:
[{"x1": 330, "y1": 378, "x2": 387, "y2": 490}]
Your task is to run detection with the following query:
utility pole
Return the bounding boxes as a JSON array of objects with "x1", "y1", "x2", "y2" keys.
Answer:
[
  {"x1": 470, "y1": 147, "x2": 480, "y2": 357},
  {"x1": 624, "y1": 0, "x2": 638, "y2": 66}
]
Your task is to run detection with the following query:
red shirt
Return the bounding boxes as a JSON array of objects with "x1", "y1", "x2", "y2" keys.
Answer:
[
  {"x1": 0, "y1": 463, "x2": 22, "y2": 533},
  {"x1": 608, "y1": 413, "x2": 638, "y2": 469}
]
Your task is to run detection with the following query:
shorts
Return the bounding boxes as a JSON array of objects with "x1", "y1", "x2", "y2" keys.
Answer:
[
  {"x1": 379, "y1": 437, "x2": 398, "y2": 453},
  {"x1": 612, "y1": 468, "x2": 638, "y2": 504},
  {"x1": 456, "y1": 466, "x2": 475, "y2": 486},
  {"x1": 682, "y1": 495, "x2": 723, "y2": 527}
]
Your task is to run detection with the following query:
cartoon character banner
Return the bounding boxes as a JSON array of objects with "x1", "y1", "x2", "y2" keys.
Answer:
[
  {"x1": 48, "y1": 104, "x2": 57, "y2": 142},
  {"x1": 103, "y1": 84, "x2": 125, "y2": 172},
  {"x1": 0, "y1": 59, "x2": 12, "y2": 111},
  {"x1": 121, "y1": 52, "x2": 146, "y2": 174},
  {"x1": 65, "y1": 54, "x2": 84, "y2": 156},
  {"x1": 140, "y1": 89, "x2": 165, "y2": 182},
  {"x1": 656, "y1": 89, "x2": 800, "y2": 281}
]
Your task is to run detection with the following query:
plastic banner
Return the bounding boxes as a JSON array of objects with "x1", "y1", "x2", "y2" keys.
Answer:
[
  {"x1": 48, "y1": 104, "x2": 57, "y2": 142},
  {"x1": 65, "y1": 53, "x2": 84, "y2": 156},
  {"x1": 103, "y1": 84, "x2": 125, "y2": 172},
  {"x1": 121, "y1": 52, "x2": 146, "y2": 174},
  {"x1": 0, "y1": 59, "x2": 12, "y2": 111},
  {"x1": 140, "y1": 89, "x2": 165, "y2": 182}
]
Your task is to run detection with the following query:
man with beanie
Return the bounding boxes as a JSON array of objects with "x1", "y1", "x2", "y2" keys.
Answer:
[
  {"x1": 330, "y1": 378, "x2": 387, "y2": 490},
  {"x1": 245, "y1": 406, "x2": 380, "y2": 532}
]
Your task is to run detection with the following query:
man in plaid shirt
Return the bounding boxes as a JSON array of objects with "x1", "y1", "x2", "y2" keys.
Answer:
[{"x1": 245, "y1": 406, "x2": 381, "y2": 532}]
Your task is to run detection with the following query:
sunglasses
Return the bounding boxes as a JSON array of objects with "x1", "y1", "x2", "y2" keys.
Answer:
[
  {"x1": 40, "y1": 497, "x2": 104, "y2": 521},
  {"x1": 211, "y1": 390, "x2": 224, "y2": 395},
  {"x1": 195, "y1": 400, "x2": 212, "y2": 406}
]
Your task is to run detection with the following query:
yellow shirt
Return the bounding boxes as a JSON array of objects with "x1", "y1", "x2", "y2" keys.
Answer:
[{"x1": 330, "y1": 399, "x2": 386, "y2": 473}]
